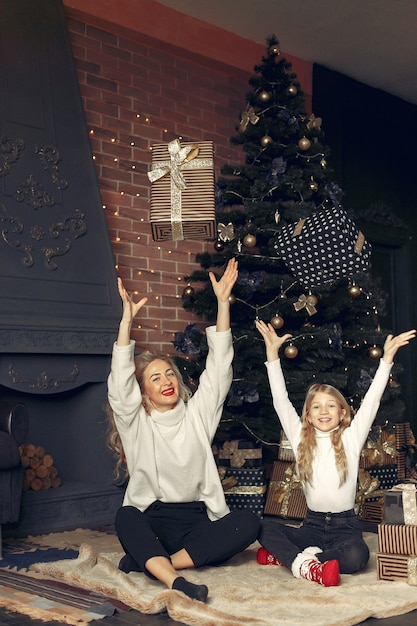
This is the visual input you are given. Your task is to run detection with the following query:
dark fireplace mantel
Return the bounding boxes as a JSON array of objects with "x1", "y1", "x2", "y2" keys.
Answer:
[
  {"x1": 0, "y1": 0, "x2": 121, "y2": 356},
  {"x1": 0, "y1": 0, "x2": 124, "y2": 536}
]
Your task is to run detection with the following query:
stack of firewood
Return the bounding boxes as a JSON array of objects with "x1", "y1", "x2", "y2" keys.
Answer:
[{"x1": 19, "y1": 443, "x2": 62, "y2": 491}]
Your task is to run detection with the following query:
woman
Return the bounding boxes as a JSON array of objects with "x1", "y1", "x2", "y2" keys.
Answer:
[
  {"x1": 107, "y1": 258, "x2": 260, "y2": 602},
  {"x1": 255, "y1": 319, "x2": 415, "y2": 587}
]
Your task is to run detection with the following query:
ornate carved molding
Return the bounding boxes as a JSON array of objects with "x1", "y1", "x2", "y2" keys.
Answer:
[{"x1": 8, "y1": 363, "x2": 80, "y2": 390}]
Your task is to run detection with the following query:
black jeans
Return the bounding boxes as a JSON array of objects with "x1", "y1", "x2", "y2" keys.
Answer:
[
  {"x1": 259, "y1": 508, "x2": 369, "y2": 573},
  {"x1": 116, "y1": 501, "x2": 260, "y2": 574}
]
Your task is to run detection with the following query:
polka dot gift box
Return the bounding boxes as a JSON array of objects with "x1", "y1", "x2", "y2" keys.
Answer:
[{"x1": 273, "y1": 207, "x2": 372, "y2": 289}]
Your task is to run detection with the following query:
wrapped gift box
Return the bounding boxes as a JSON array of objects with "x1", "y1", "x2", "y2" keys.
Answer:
[
  {"x1": 376, "y1": 553, "x2": 417, "y2": 585},
  {"x1": 360, "y1": 426, "x2": 397, "y2": 469},
  {"x1": 218, "y1": 439, "x2": 262, "y2": 468},
  {"x1": 278, "y1": 430, "x2": 295, "y2": 462},
  {"x1": 264, "y1": 461, "x2": 307, "y2": 519},
  {"x1": 392, "y1": 422, "x2": 412, "y2": 480},
  {"x1": 148, "y1": 139, "x2": 216, "y2": 241},
  {"x1": 368, "y1": 464, "x2": 398, "y2": 490},
  {"x1": 221, "y1": 467, "x2": 266, "y2": 518},
  {"x1": 360, "y1": 497, "x2": 384, "y2": 524},
  {"x1": 378, "y1": 523, "x2": 417, "y2": 556},
  {"x1": 384, "y1": 484, "x2": 417, "y2": 525}
]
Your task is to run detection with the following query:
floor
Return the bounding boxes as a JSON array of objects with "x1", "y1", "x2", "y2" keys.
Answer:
[{"x1": 0, "y1": 522, "x2": 416, "y2": 626}]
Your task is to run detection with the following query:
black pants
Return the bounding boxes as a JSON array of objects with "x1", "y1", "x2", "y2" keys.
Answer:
[
  {"x1": 259, "y1": 508, "x2": 369, "y2": 574},
  {"x1": 116, "y1": 501, "x2": 260, "y2": 574}
]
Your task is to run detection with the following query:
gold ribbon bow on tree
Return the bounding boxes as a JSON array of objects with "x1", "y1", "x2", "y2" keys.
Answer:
[
  {"x1": 354, "y1": 469, "x2": 383, "y2": 516},
  {"x1": 293, "y1": 294, "x2": 317, "y2": 316},
  {"x1": 148, "y1": 139, "x2": 210, "y2": 241},
  {"x1": 270, "y1": 463, "x2": 302, "y2": 518},
  {"x1": 239, "y1": 106, "x2": 260, "y2": 132},
  {"x1": 217, "y1": 222, "x2": 235, "y2": 243},
  {"x1": 361, "y1": 431, "x2": 397, "y2": 467},
  {"x1": 306, "y1": 113, "x2": 322, "y2": 130},
  {"x1": 218, "y1": 440, "x2": 262, "y2": 468}
]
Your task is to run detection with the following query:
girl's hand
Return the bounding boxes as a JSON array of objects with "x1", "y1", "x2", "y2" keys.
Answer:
[
  {"x1": 209, "y1": 258, "x2": 238, "y2": 303},
  {"x1": 118, "y1": 277, "x2": 148, "y2": 325},
  {"x1": 255, "y1": 319, "x2": 293, "y2": 355},
  {"x1": 383, "y1": 329, "x2": 416, "y2": 364}
]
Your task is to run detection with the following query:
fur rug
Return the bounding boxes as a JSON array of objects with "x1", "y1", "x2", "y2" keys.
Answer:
[{"x1": 29, "y1": 531, "x2": 417, "y2": 626}]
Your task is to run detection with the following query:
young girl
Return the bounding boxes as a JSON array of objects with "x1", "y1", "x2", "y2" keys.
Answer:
[
  {"x1": 255, "y1": 319, "x2": 415, "y2": 587},
  {"x1": 106, "y1": 259, "x2": 260, "y2": 603}
]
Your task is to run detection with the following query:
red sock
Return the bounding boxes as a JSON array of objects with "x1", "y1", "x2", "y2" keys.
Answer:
[{"x1": 257, "y1": 547, "x2": 284, "y2": 566}]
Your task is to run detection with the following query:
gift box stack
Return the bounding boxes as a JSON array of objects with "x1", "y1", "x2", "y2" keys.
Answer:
[
  {"x1": 148, "y1": 139, "x2": 216, "y2": 242},
  {"x1": 376, "y1": 482, "x2": 417, "y2": 585},
  {"x1": 358, "y1": 425, "x2": 401, "y2": 523},
  {"x1": 217, "y1": 440, "x2": 266, "y2": 517}
]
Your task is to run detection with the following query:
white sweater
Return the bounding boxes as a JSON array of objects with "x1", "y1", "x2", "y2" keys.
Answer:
[
  {"x1": 266, "y1": 358, "x2": 393, "y2": 513},
  {"x1": 107, "y1": 326, "x2": 232, "y2": 521}
]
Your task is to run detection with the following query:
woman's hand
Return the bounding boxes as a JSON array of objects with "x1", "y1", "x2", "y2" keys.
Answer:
[
  {"x1": 255, "y1": 319, "x2": 293, "y2": 362},
  {"x1": 118, "y1": 277, "x2": 148, "y2": 324},
  {"x1": 209, "y1": 257, "x2": 238, "y2": 302},
  {"x1": 382, "y1": 329, "x2": 416, "y2": 364}
]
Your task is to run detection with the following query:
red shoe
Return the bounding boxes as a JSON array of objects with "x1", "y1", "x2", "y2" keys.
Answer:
[
  {"x1": 257, "y1": 547, "x2": 284, "y2": 566},
  {"x1": 299, "y1": 558, "x2": 340, "y2": 587}
]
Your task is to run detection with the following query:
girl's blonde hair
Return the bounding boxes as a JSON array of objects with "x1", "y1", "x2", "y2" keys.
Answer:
[
  {"x1": 106, "y1": 351, "x2": 192, "y2": 481},
  {"x1": 296, "y1": 383, "x2": 351, "y2": 487}
]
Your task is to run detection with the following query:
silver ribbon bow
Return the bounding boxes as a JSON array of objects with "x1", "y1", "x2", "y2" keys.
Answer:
[{"x1": 239, "y1": 106, "x2": 260, "y2": 132}]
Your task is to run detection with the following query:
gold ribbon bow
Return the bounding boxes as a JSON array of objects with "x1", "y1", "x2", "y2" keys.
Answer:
[
  {"x1": 392, "y1": 483, "x2": 417, "y2": 525},
  {"x1": 361, "y1": 431, "x2": 397, "y2": 467},
  {"x1": 148, "y1": 139, "x2": 211, "y2": 241},
  {"x1": 218, "y1": 440, "x2": 262, "y2": 468},
  {"x1": 270, "y1": 464, "x2": 302, "y2": 518},
  {"x1": 217, "y1": 466, "x2": 266, "y2": 495},
  {"x1": 239, "y1": 106, "x2": 260, "y2": 132},
  {"x1": 217, "y1": 222, "x2": 235, "y2": 242},
  {"x1": 293, "y1": 294, "x2": 317, "y2": 316},
  {"x1": 306, "y1": 113, "x2": 322, "y2": 130},
  {"x1": 354, "y1": 469, "x2": 382, "y2": 516}
]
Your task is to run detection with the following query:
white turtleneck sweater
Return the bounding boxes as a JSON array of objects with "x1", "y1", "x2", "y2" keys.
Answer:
[
  {"x1": 107, "y1": 326, "x2": 232, "y2": 521},
  {"x1": 266, "y1": 358, "x2": 393, "y2": 513}
]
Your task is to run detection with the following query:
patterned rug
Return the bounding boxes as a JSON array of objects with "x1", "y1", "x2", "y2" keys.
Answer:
[{"x1": 0, "y1": 529, "x2": 129, "y2": 625}]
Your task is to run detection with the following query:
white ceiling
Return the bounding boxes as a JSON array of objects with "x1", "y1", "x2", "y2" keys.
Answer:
[{"x1": 156, "y1": 0, "x2": 417, "y2": 105}]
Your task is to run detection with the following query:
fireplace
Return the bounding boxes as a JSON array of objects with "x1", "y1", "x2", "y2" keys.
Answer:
[{"x1": 0, "y1": 0, "x2": 123, "y2": 536}]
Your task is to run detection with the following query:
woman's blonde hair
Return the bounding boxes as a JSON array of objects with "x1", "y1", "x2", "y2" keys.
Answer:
[
  {"x1": 106, "y1": 351, "x2": 192, "y2": 481},
  {"x1": 296, "y1": 383, "x2": 351, "y2": 487}
]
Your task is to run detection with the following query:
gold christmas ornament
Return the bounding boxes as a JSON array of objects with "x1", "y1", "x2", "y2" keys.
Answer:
[
  {"x1": 348, "y1": 283, "x2": 362, "y2": 297},
  {"x1": 284, "y1": 344, "x2": 298, "y2": 359},
  {"x1": 368, "y1": 345, "x2": 382, "y2": 360},
  {"x1": 269, "y1": 44, "x2": 280, "y2": 56},
  {"x1": 270, "y1": 314, "x2": 284, "y2": 329},
  {"x1": 243, "y1": 233, "x2": 257, "y2": 248},
  {"x1": 258, "y1": 90, "x2": 272, "y2": 103},
  {"x1": 298, "y1": 136, "x2": 311, "y2": 151},
  {"x1": 287, "y1": 84, "x2": 298, "y2": 96},
  {"x1": 182, "y1": 284, "x2": 194, "y2": 297},
  {"x1": 320, "y1": 157, "x2": 327, "y2": 168},
  {"x1": 228, "y1": 294, "x2": 236, "y2": 305},
  {"x1": 214, "y1": 239, "x2": 224, "y2": 252},
  {"x1": 260, "y1": 134, "x2": 273, "y2": 147}
]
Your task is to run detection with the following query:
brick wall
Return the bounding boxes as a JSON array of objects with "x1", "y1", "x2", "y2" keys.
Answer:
[{"x1": 65, "y1": 14, "x2": 253, "y2": 354}]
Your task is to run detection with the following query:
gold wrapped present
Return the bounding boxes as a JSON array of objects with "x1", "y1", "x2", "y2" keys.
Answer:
[
  {"x1": 384, "y1": 483, "x2": 417, "y2": 525},
  {"x1": 376, "y1": 553, "x2": 417, "y2": 585},
  {"x1": 264, "y1": 461, "x2": 307, "y2": 519},
  {"x1": 218, "y1": 439, "x2": 262, "y2": 468},
  {"x1": 148, "y1": 139, "x2": 216, "y2": 241}
]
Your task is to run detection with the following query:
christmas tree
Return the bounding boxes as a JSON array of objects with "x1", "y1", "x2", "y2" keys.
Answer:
[{"x1": 173, "y1": 36, "x2": 406, "y2": 459}]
